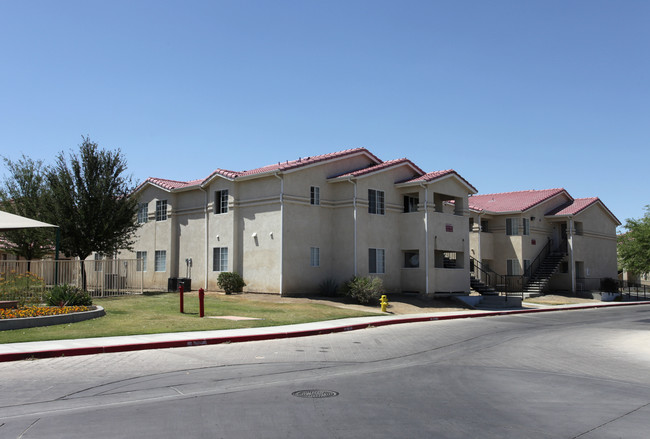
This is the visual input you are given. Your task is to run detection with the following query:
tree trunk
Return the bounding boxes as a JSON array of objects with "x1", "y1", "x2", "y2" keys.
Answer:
[{"x1": 80, "y1": 259, "x2": 87, "y2": 292}]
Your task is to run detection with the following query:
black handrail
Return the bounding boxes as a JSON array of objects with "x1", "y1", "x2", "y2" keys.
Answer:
[{"x1": 470, "y1": 256, "x2": 510, "y2": 299}]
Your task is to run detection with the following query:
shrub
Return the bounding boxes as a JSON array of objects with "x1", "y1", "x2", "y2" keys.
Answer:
[
  {"x1": 343, "y1": 276, "x2": 383, "y2": 304},
  {"x1": 46, "y1": 284, "x2": 93, "y2": 307},
  {"x1": 217, "y1": 272, "x2": 246, "y2": 294},
  {"x1": 319, "y1": 278, "x2": 339, "y2": 297}
]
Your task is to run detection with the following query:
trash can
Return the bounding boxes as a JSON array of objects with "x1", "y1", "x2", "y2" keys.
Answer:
[{"x1": 168, "y1": 277, "x2": 178, "y2": 292}]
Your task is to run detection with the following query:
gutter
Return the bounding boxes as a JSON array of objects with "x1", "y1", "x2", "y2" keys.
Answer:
[
  {"x1": 347, "y1": 177, "x2": 358, "y2": 276},
  {"x1": 420, "y1": 183, "x2": 429, "y2": 294},
  {"x1": 199, "y1": 186, "x2": 209, "y2": 290},
  {"x1": 273, "y1": 173, "x2": 284, "y2": 295}
]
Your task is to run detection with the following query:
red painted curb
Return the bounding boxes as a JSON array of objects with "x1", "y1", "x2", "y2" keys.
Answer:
[{"x1": 1, "y1": 300, "x2": 649, "y2": 362}]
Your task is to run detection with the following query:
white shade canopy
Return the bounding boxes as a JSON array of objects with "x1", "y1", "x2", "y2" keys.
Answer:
[{"x1": 0, "y1": 210, "x2": 58, "y2": 232}]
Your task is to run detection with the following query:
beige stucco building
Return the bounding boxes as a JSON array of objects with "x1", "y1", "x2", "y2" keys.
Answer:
[
  {"x1": 468, "y1": 189, "x2": 620, "y2": 294},
  {"x1": 124, "y1": 148, "x2": 477, "y2": 295}
]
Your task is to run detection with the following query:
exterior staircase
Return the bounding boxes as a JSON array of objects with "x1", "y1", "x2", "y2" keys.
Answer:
[
  {"x1": 523, "y1": 252, "x2": 565, "y2": 295},
  {"x1": 470, "y1": 275, "x2": 498, "y2": 296}
]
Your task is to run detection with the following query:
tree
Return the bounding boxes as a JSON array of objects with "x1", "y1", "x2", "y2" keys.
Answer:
[
  {"x1": 0, "y1": 155, "x2": 54, "y2": 268},
  {"x1": 618, "y1": 205, "x2": 650, "y2": 276},
  {"x1": 44, "y1": 137, "x2": 140, "y2": 290}
]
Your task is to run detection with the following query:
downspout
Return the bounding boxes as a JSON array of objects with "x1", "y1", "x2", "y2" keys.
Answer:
[
  {"x1": 568, "y1": 216, "x2": 575, "y2": 293},
  {"x1": 199, "y1": 186, "x2": 209, "y2": 290},
  {"x1": 347, "y1": 177, "x2": 358, "y2": 276},
  {"x1": 420, "y1": 183, "x2": 429, "y2": 295},
  {"x1": 273, "y1": 173, "x2": 284, "y2": 295}
]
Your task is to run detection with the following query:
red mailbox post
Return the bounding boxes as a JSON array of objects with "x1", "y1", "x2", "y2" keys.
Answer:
[
  {"x1": 179, "y1": 284, "x2": 184, "y2": 313},
  {"x1": 199, "y1": 288, "x2": 205, "y2": 318}
]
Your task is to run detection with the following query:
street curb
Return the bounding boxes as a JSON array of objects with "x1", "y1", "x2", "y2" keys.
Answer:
[{"x1": 1, "y1": 300, "x2": 648, "y2": 362}]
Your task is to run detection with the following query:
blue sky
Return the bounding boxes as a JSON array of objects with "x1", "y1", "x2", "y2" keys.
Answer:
[{"x1": 1, "y1": 0, "x2": 648, "y2": 228}]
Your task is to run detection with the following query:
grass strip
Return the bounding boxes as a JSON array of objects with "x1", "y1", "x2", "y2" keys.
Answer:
[{"x1": 0, "y1": 293, "x2": 380, "y2": 344}]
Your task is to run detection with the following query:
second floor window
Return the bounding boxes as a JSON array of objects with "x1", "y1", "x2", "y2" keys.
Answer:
[
  {"x1": 404, "y1": 195, "x2": 418, "y2": 213},
  {"x1": 506, "y1": 218, "x2": 519, "y2": 235},
  {"x1": 137, "y1": 203, "x2": 148, "y2": 224},
  {"x1": 310, "y1": 186, "x2": 320, "y2": 205},
  {"x1": 215, "y1": 190, "x2": 228, "y2": 214},
  {"x1": 368, "y1": 189, "x2": 385, "y2": 215},
  {"x1": 156, "y1": 200, "x2": 168, "y2": 221}
]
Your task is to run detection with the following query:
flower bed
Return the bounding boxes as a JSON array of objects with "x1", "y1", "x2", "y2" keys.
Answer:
[{"x1": 0, "y1": 306, "x2": 92, "y2": 319}]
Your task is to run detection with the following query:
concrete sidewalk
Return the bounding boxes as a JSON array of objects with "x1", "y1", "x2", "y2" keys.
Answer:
[{"x1": 1, "y1": 300, "x2": 648, "y2": 362}]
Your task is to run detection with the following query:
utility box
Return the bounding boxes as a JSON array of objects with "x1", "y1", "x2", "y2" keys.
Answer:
[
  {"x1": 178, "y1": 278, "x2": 191, "y2": 292},
  {"x1": 168, "y1": 277, "x2": 178, "y2": 292}
]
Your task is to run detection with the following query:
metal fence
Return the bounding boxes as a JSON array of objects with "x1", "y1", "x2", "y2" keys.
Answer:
[{"x1": 0, "y1": 258, "x2": 143, "y2": 298}]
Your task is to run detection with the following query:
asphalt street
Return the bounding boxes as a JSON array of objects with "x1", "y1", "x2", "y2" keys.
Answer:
[{"x1": 1, "y1": 304, "x2": 649, "y2": 438}]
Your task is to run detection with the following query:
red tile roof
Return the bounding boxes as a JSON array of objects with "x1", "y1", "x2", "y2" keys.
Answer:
[
  {"x1": 469, "y1": 188, "x2": 569, "y2": 213},
  {"x1": 330, "y1": 158, "x2": 423, "y2": 179},
  {"x1": 145, "y1": 178, "x2": 204, "y2": 191},
  {"x1": 546, "y1": 197, "x2": 621, "y2": 224},
  {"x1": 546, "y1": 197, "x2": 598, "y2": 216},
  {"x1": 401, "y1": 169, "x2": 478, "y2": 193}
]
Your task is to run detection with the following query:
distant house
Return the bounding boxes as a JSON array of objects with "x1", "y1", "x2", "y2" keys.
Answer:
[
  {"x1": 468, "y1": 189, "x2": 620, "y2": 294},
  {"x1": 122, "y1": 148, "x2": 477, "y2": 295}
]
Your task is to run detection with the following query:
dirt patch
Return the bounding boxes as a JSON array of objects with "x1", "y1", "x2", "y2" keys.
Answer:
[
  {"x1": 524, "y1": 294, "x2": 602, "y2": 305},
  {"x1": 194, "y1": 291, "x2": 471, "y2": 315}
]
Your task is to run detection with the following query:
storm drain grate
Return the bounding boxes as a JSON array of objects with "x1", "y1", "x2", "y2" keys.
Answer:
[{"x1": 292, "y1": 390, "x2": 339, "y2": 398}]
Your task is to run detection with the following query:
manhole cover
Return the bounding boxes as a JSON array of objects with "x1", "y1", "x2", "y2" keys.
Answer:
[{"x1": 292, "y1": 389, "x2": 339, "y2": 398}]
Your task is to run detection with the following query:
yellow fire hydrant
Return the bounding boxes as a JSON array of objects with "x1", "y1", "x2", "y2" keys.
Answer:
[{"x1": 380, "y1": 295, "x2": 389, "y2": 312}]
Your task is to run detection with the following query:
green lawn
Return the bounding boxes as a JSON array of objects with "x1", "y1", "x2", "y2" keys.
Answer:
[{"x1": 0, "y1": 293, "x2": 381, "y2": 344}]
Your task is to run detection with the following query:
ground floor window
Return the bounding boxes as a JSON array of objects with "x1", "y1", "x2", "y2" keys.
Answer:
[
  {"x1": 213, "y1": 247, "x2": 228, "y2": 272},
  {"x1": 403, "y1": 250, "x2": 419, "y2": 268},
  {"x1": 136, "y1": 251, "x2": 147, "y2": 272},
  {"x1": 507, "y1": 259, "x2": 520, "y2": 276},
  {"x1": 155, "y1": 250, "x2": 166, "y2": 272},
  {"x1": 369, "y1": 248, "x2": 385, "y2": 274},
  {"x1": 310, "y1": 247, "x2": 320, "y2": 267}
]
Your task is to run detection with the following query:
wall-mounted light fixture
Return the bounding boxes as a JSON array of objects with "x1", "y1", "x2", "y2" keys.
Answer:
[{"x1": 252, "y1": 232, "x2": 257, "y2": 238}]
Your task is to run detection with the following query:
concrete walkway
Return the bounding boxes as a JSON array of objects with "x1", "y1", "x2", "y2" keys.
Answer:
[{"x1": 1, "y1": 300, "x2": 648, "y2": 362}]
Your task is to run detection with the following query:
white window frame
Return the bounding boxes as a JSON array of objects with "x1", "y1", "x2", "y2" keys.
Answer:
[
  {"x1": 310, "y1": 247, "x2": 320, "y2": 267},
  {"x1": 506, "y1": 217, "x2": 519, "y2": 236},
  {"x1": 156, "y1": 200, "x2": 168, "y2": 221},
  {"x1": 369, "y1": 248, "x2": 385, "y2": 274},
  {"x1": 136, "y1": 251, "x2": 147, "y2": 272},
  {"x1": 215, "y1": 190, "x2": 228, "y2": 214},
  {"x1": 522, "y1": 218, "x2": 530, "y2": 236},
  {"x1": 155, "y1": 250, "x2": 167, "y2": 272},
  {"x1": 94, "y1": 253, "x2": 104, "y2": 272},
  {"x1": 137, "y1": 203, "x2": 148, "y2": 224},
  {"x1": 213, "y1": 247, "x2": 228, "y2": 272},
  {"x1": 310, "y1": 186, "x2": 320, "y2": 206},
  {"x1": 368, "y1": 189, "x2": 385, "y2": 215},
  {"x1": 507, "y1": 259, "x2": 520, "y2": 276}
]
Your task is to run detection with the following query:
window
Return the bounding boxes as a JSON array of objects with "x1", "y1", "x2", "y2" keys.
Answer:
[
  {"x1": 403, "y1": 250, "x2": 419, "y2": 268},
  {"x1": 215, "y1": 190, "x2": 228, "y2": 214},
  {"x1": 481, "y1": 220, "x2": 489, "y2": 233},
  {"x1": 469, "y1": 218, "x2": 474, "y2": 232},
  {"x1": 137, "y1": 203, "x2": 148, "y2": 224},
  {"x1": 310, "y1": 247, "x2": 320, "y2": 267},
  {"x1": 136, "y1": 251, "x2": 147, "y2": 272},
  {"x1": 155, "y1": 250, "x2": 166, "y2": 272},
  {"x1": 523, "y1": 218, "x2": 530, "y2": 236},
  {"x1": 403, "y1": 195, "x2": 418, "y2": 213},
  {"x1": 368, "y1": 189, "x2": 385, "y2": 215},
  {"x1": 369, "y1": 248, "x2": 385, "y2": 274},
  {"x1": 506, "y1": 218, "x2": 519, "y2": 235},
  {"x1": 213, "y1": 247, "x2": 228, "y2": 272},
  {"x1": 156, "y1": 200, "x2": 168, "y2": 221},
  {"x1": 507, "y1": 259, "x2": 520, "y2": 276},
  {"x1": 94, "y1": 253, "x2": 104, "y2": 271},
  {"x1": 310, "y1": 186, "x2": 320, "y2": 205}
]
